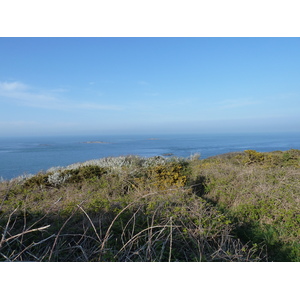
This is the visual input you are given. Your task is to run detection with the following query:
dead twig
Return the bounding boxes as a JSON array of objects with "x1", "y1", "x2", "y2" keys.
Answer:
[
  {"x1": 48, "y1": 203, "x2": 83, "y2": 261},
  {"x1": 114, "y1": 224, "x2": 180, "y2": 259},
  {"x1": 0, "y1": 225, "x2": 50, "y2": 248},
  {"x1": 99, "y1": 202, "x2": 135, "y2": 257},
  {"x1": 77, "y1": 204, "x2": 102, "y2": 243},
  {"x1": 11, "y1": 234, "x2": 56, "y2": 262},
  {"x1": 1, "y1": 208, "x2": 20, "y2": 248}
]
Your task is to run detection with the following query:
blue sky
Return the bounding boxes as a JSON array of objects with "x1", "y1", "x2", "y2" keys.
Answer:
[{"x1": 0, "y1": 37, "x2": 300, "y2": 137}]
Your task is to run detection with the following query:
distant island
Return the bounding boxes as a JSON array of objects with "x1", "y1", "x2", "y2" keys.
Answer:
[
  {"x1": 81, "y1": 141, "x2": 110, "y2": 144},
  {"x1": 162, "y1": 153, "x2": 174, "y2": 156}
]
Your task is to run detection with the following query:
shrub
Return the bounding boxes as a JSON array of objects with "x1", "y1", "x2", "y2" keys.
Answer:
[
  {"x1": 61, "y1": 165, "x2": 107, "y2": 183},
  {"x1": 243, "y1": 150, "x2": 265, "y2": 165}
]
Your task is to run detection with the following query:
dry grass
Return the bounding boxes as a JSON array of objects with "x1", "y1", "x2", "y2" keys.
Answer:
[{"x1": 0, "y1": 150, "x2": 299, "y2": 261}]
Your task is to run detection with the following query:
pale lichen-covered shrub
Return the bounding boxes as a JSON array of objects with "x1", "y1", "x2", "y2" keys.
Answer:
[
  {"x1": 140, "y1": 156, "x2": 167, "y2": 168},
  {"x1": 10, "y1": 173, "x2": 34, "y2": 184},
  {"x1": 47, "y1": 171, "x2": 72, "y2": 187},
  {"x1": 47, "y1": 156, "x2": 143, "y2": 174},
  {"x1": 46, "y1": 155, "x2": 184, "y2": 176},
  {"x1": 188, "y1": 153, "x2": 201, "y2": 161},
  {"x1": 16, "y1": 155, "x2": 192, "y2": 188}
]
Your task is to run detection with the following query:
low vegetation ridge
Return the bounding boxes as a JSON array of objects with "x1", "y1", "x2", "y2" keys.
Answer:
[{"x1": 1, "y1": 149, "x2": 299, "y2": 261}]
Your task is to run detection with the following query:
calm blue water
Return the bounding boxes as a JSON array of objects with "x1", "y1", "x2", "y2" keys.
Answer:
[{"x1": 1, "y1": 132, "x2": 300, "y2": 180}]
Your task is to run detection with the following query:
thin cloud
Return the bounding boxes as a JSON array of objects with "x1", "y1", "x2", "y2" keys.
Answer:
[
  {"x1": 0, "y1": 81, "x2": 28, "y2": 91},
  {"x1": 74, "y1": 102, "x2": 122, "y2": 110},
  {"x1": 217, "y1": 98, "x2": 259, "y2": 109},
  {"x1": 0, "y1": 81, "x2": 122, "y2": 111},
  {"x1": 0, "y1": 81, "x2": 60, "y2": 108}
]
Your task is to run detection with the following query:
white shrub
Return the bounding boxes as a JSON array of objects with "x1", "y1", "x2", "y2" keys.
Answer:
[
  {"x1": 10, "y1": 173, "x2": 34, "y2": 184},
  {"x1": 14, "y1": 155, "x2": 193, "y2": 184},
  {"x1": 47, "y1": 171, "x2": 72, "y2": 187}
]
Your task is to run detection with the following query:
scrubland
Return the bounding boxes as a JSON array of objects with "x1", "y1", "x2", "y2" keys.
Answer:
[{"x1": 0, "y1": 149, "x2": 299, "y2": 261}]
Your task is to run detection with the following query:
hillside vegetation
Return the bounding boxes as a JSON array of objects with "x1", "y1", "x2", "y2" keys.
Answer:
[{"x1": 0, "y1": 149, "x2": 299, "y2": 261}]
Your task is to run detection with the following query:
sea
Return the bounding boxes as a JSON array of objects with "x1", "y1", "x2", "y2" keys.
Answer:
[{"x1": 1, "y1": 132, "x2": 300, "y2": 180}]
